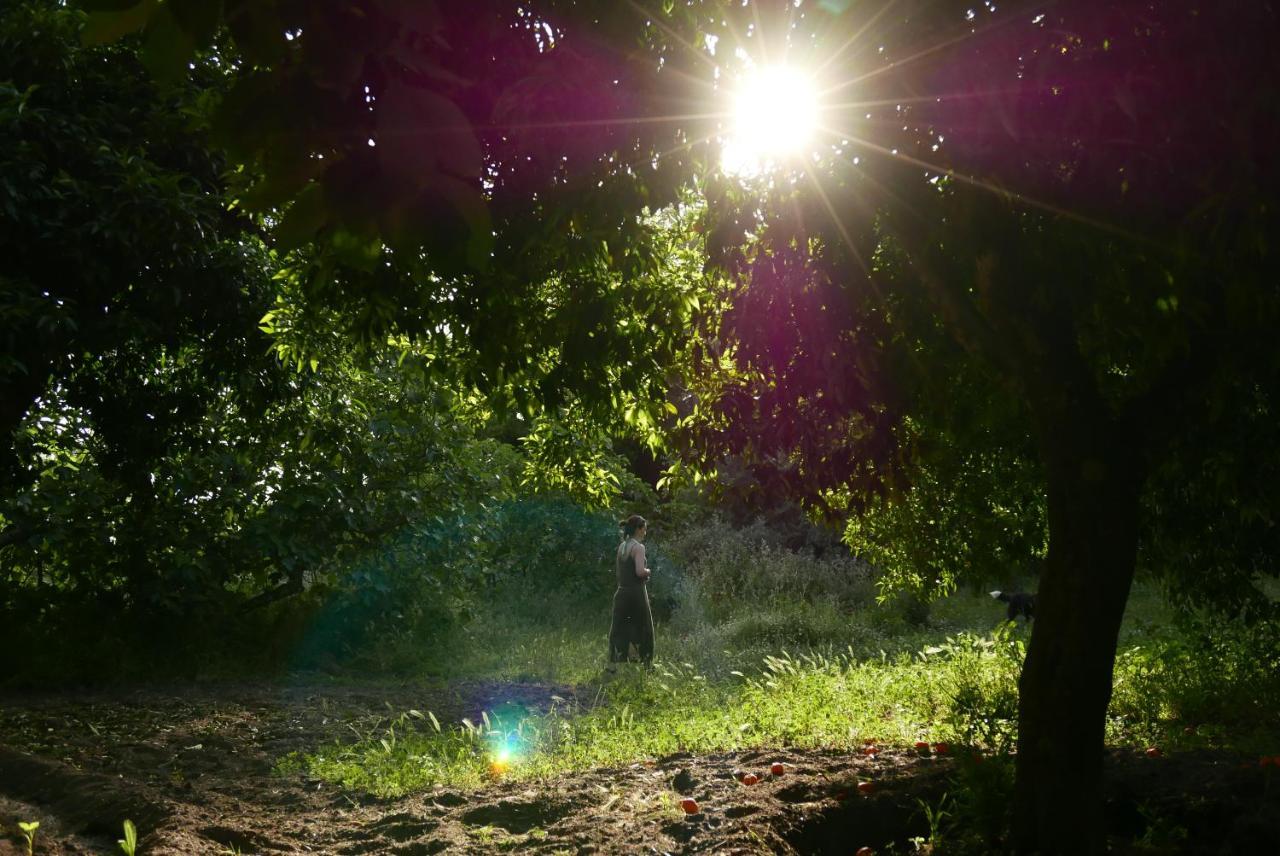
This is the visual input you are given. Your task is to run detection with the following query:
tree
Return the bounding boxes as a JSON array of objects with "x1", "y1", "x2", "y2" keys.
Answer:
[
  {"x1": 69, "y1": 0, "x2": 712, "y2": 429},
  {"x1": 680, "y1": 1, "x2": 1279, "y2": 851},
  {"x1": 0, "y1": 1, "x2": 279, "y2": 495}
]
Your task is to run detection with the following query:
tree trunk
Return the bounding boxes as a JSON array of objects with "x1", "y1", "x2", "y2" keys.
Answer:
[{"x1": 1012, "y1": 442, "x2": 1143, "y2": 854}]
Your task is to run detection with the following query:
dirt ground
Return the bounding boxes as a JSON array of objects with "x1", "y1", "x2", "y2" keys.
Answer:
[{"x1": 1, "y1": 682, "x2": 1277, "y2": 854}]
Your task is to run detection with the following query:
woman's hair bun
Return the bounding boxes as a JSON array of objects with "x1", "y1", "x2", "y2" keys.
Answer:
[{"x1": 620, "y1": 514, "x2": 647, "y2": 537}]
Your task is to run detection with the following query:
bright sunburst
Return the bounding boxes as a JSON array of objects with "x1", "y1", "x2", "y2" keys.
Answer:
[{"x1": 721, "y1": 65, "x2": 820, "y2": 176}]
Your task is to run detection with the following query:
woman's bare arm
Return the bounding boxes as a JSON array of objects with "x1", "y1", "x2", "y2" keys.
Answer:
[{"x1": 632, "y1": 542, "x2": 651, "y2": 580}]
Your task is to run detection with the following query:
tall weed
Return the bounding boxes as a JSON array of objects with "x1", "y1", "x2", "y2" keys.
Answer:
[{"x1": 664, "y1": 517, "x2": 875, "y2": 619}]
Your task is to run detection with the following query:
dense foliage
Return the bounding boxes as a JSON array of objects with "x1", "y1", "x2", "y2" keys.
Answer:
[{"x1": 0, "y1": 2, "x2": 666, "y2": 679}]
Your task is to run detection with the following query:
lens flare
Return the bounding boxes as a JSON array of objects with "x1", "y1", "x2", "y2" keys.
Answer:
[{"x1": 488, "y1": 740, "x2": 516, "y2": 777}]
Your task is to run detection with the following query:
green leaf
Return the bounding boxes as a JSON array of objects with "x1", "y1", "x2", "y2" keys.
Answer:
[
  {"x1": 168, "y1": 0, "x2": 224, "y2": 50},
  {"x1": 239, "y1": 152, "x2": 324, "y2": 211},
  {"x1": 81, "y1": 1, "x2": 154, "y2": 46},
  {"x1": 118, "y1": 819, "x2": 138, "y2": 855},
  {"x1": 376, "y1": 82, "x2": 483, "y2": 183},
  {"x1": 273, "y1": 183, "x2": 328, "y2": 250},
  {"x1": 377, "y1": 0, "x2": 443, "y2": 36},
  {"x1": 329, "y1": 229, "x2": 384, "y2": 272},
  {"x1": 223, "y1": 2, "x2": 288, "y2": 66},
  {"x1": 140, "y1": 5, "x2": 196, "y2": 82},
  {"x1": 78, "y1": 0, "x2": 147, "y2": 10}
]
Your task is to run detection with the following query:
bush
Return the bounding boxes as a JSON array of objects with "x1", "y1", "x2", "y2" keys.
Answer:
[
  {"x1": 663, "y1": 516, "x2": 875, "y2": 620},
  {"x1": 1109, "y1": 611, "x2": 1280, "y2": 748}
]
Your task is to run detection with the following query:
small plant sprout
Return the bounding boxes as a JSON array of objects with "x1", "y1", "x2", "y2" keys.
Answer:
[
  {"x1": 119, "y1": 819, "x2": 138, "y2": 855},
  {"x1": 18, "y1": 820, "x2": 39, "y2": 856},
  {"x1": 918, "y1": 792, "x2": 954, "y2": 845}
]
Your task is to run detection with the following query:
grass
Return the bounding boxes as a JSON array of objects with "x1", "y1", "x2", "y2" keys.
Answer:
[
  {"x1": 280, "y1": 518, "x2": 1279, "y2": 798},
  {"x1": 283, "y1": 572, "x2": 1279, "y2": 798}
]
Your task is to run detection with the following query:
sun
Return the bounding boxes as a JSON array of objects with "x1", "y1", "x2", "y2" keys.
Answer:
[{"x1": 721, "y1": 65, "x2": 820, "y2": 176}]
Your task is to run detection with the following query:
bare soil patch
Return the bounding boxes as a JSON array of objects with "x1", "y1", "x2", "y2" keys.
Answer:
[{"x1": 1, "y1": 683, "x2": 1276, "y2": 854}]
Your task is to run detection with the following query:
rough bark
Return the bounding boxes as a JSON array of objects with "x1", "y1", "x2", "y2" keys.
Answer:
[{"x1": 1012, "y1": 429, "x2": 1143, "y2": 854}]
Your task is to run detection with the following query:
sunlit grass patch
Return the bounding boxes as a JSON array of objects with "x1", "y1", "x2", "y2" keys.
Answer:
[
  {"x1": 283, "y1": 579, "x2": 1279, "y2": 798},
  {"x1": 287, "y1": 632, "x2": 1027, "y2": 797}
]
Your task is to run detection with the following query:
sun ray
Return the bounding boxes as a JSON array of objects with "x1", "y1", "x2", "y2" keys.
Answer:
[
  {"x1": 824, "y1": 86, "x2": 1051, "y2": 114},
  {"x1": 837, "y1": 131, "x2": 1148, "y2": 242},
  {"x1": 800, "y1": 160, "x2": 872, "y2": 279},
  {"x1": 811, "y1": 0, "x2": 903, "y2": 77},
  {"x1": 819, "y1": 4, "x2": 1051, "y2": 98},
  {"x1": 481, "y1": 110, "x2": 730, "y2": 133},
  {"x1": 622, "y1": 0, "x2": 720, "y2": 73},
  {"x1": 750, "y1": 0, "x2": 772, "y2": 67}
]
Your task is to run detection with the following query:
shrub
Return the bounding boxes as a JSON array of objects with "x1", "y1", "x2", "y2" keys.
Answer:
[
  {"x1": 663, "y1": 516, "x2": 875, "y2": 620},
  {"x1": 1109, "y1": 611, "x2": 1280, "y2": 748}
]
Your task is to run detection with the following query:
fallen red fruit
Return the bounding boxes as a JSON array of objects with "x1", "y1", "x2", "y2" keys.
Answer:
[
  {"x1": 856, "y1": 848, "x2": 874, "y2": 856},
  {"x1": 857, "y1": 781, "x2": 876, "y2": 795},
  {"x1": 680, "y1": 798, "x2": 699, "y2": 814},
  {"x1": 933, "y1": 742, "x2": 950, "y2": 755},
  {"x1": 861, "y1": 746, "x2": 880, "y2": 756},
  {"x1": 742, "y1": 773, "x2": 759, "y2": 785},
  {"x1": 770, "y1": 762, "x2": 786, "y2": 776},
  {"x1": 914, "y1": 741, "x2": 930, "y2": 752},
  {"x1": 1145, "y1": 747, "x2": 1163, "y2": 758}
]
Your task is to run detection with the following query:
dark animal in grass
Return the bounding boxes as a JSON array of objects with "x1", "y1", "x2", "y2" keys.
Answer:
[{"x1": 990, "y1": 590, "x2": 1036, "y2": 622}]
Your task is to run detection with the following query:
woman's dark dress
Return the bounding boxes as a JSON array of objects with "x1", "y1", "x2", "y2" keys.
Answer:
[{"x1": 608, "y1": 541, "x2": 654, "y2": 663}]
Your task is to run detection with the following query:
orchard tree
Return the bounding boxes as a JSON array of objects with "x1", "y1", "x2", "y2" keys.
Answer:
[
  {"x1": 0, "y1": 1, "x2": 281, "y2": 498},
  {"x1": 678, "y1": 1, "x2": 1279, "y2": 852}
]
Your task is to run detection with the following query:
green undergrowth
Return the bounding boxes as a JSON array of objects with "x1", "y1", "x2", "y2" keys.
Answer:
[{"x1": 283, "y1": 577, "x2": 1280, "y2": 797}]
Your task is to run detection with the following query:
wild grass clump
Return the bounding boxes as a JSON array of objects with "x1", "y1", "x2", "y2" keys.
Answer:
[{"x1": 289, "y1": 631, "x2": 1028, "y2": 796}]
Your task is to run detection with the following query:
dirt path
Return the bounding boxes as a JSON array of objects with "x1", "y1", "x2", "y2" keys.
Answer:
[{"x1": 1, "y1": 683, "x2": 1276, "y2": 854}]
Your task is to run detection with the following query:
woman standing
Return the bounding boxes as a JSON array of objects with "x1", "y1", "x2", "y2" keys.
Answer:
[{"x1": 608, "y1": 514, "x2": 654, "y2": 665}]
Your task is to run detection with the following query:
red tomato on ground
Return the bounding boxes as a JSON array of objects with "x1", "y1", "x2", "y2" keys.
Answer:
[
  {"x1": 857, "y1": 781, "x2": 875, "y2": 795},
  {"x1": 1145, "y1": 747, "x2": 1163, "y2": 758},
  {"x1": 770, "y1": 762, "x2": 785, "y2": 776},
  {"x1": 679, "y1": 798, "x2": 699, "y2": 814},
  {"x1": 914, "y1": 741, "x2": 930, "y2": 752},
  {"x1": 856, "y1": 848, "x2": 874, "y2": 856},
  {"x1": 932, "y1": 742, "x2": 950, "y2": 755},
  {"x1": 742, "y1": 773, "x2": 759, "y2": 785}
]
